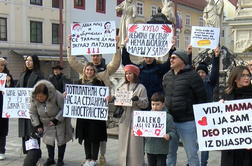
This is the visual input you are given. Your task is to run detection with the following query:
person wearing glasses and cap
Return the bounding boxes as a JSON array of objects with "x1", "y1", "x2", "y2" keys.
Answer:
[{"x1": 163, "y1": 49, "x2": 207, "y2": 166}]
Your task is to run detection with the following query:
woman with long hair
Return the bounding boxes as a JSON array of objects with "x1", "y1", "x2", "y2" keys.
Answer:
[
  {"x1": 0, "y1": 58, "x2": 14, "y2": 160},
  {"x1": 74, "y1": 62, "x2": 107, "y2": 166},
  {"x1": 118, "y1": 64, "x2": 148, "y2": 166},
  {"x1": 16, "y1": 55, "x2": 44, "y2": 154},
  {"x1": 220, "y1": 66, "x2": 252, "y2": 166}
]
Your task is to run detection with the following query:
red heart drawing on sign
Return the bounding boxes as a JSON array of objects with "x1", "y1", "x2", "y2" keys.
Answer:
[
  {"x1": 0, "y1": 80, "x2": 4, "y2": 86},
  {"x1": 198, "y1": 116, "x2": 207, "y2": 126},
  {"x1": 121, "y1": 103, "x2": 123, "y2": 105},
  {"x1": 136, "y1": 129, "x2": 143, "y2": 136},
  {"x1": 155, "y1": 129, "x2": 161, "y2": 136}
]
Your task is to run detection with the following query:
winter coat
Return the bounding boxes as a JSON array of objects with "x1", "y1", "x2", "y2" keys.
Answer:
[
  {"x1": 145, "y1": 108, "x2": 176, "y2": 155},
  {"x1": 48, "y1": 73, "x2": 68, "y2": 93},
  {"x1": 75, "y1": 78, "x2": 107, "y2": 144},
  {"x1": 29, "y1": 80, "x2": 72, "y2": 146},
  {"x1": 163, "y1": 65, "x2": 207, "y2": 122},
  {"x1": 67, "y1": 47, "x2": 121, "y2": 88},
  {"x1": 221, "y1": 87, "x2": 252, "y2": 166},
  {"x1": 16, "y1": 69, "x2": 44, "y2": 137},
  {"x1": 122, "y1": 47, "x2": 176, "y2": 110},
  {"x1": 118, "y1": 83, "x2": 148, "y2": 166},
  {"x1": 0, "y1": 74, "x2": 14, "y2": 136}
]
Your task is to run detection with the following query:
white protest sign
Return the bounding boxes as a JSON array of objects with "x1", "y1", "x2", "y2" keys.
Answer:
[
  {"x1": 70, "y1": 21, "x2": 116, "y2": 55},
  {"x1": 0, "y1": 73, "x2": 6, "y2": 91},
  {"x1": 25, "y1": 139, "x2": 39, "y2": 151},
  {"x1": 114, "y1": 91, "x2": 133, "y2": 106},
  {"x1": 133, "y1": 111, "x2": 166, "y2": 137},
  {"x1": 63, "y1": 84, "x2": 109, "y2": 121},
  {"x1": 2, "y1": 88, "x2": 33, "y2": 118},
  {"x1": 191, "y1": 26, "x2": 220, "y2": 49},
  {"x1": 193, "y1": 99, "x2": 252, "y2": 151},
  {"x1": 127, "y1": 24, "x2": 173, "y2": 57}
]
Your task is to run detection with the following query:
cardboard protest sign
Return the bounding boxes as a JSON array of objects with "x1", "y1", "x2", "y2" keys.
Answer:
[
  {"x1": 2, "y1": 88, "x2": 33, "y2": 118},
  {"x1": 114, "y1": 90, "x2": 133, "y2": 106},
  {"x1": 191, "y1": 26, "x2": 220, "y2": 49},
  {"x1": 133, "y1": 111, "x2": 166, "y2": 137},
  {"x1": 127, "y1": 24, "x2": 173, "y2": 57},
  {"x1": 0, "y1": 73, "x2": 7, "y2": 91},
  {"x1": 193, "y1": 99, "x2": 252, "y2": 151},
  {"x1": 70, "y1": 21, "x2": 116, "y2": 55},
  {"x1": 63, "y1": 84, "x2": 109, "y2": 121}
]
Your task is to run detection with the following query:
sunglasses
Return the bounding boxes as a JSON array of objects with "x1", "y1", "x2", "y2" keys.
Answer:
[{"x1": 170, "y1": 56, "x2": 178, "y2": 60}]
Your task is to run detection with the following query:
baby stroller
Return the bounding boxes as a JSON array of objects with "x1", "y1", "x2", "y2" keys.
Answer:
[{"x1": 23, "y1": 132, "x2": 43, "y2": 166}]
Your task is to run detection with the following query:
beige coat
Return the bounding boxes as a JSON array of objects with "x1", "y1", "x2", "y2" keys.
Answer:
[
  {"x1": 29, "y1": 80, "x2": 72, "y2": 146},
  {"x1": 67, "y1": 47, "x2": 121, "y2": 88},
  {"x1": 118, "y1": 83, "x2": 149, "y2": 166}
]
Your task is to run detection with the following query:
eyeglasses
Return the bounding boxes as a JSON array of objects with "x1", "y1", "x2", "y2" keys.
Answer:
[
  {"x1": 240, "y1": 74, "x2": 251, "y2": 78},
  {"x1": 170, "y1": 56, "x2": 178, "y2": 60}
]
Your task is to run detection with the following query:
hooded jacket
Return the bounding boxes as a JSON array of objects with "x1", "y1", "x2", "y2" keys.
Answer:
[{"x1": 29, "y1": 80, "x2": 72, "y2": 146}]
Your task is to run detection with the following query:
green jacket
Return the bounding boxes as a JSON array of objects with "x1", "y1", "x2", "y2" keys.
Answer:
[{"x1": 145, "y1": 108, "x2": 176, "y2": 154}]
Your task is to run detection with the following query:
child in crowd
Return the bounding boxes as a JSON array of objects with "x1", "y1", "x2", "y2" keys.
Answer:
[{"x1": 133, "y1": 92, "x2": 176, "y2": 166}]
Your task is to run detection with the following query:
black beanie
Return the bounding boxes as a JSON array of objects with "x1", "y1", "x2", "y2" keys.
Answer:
[
  {"x1": 172, "y1": 49, "x2": 189, "y2": 65},
  {"x1": 196, "y1": 63, "x2": 208, "y2": 75}
]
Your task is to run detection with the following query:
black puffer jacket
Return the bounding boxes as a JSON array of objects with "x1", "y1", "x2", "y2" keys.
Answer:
[
  {"x1": 163, "y1": 65, "x2": 207, "y2": 122},
  {"x1": 48, "y1": 73, "x2": 67, "y2": 93}
]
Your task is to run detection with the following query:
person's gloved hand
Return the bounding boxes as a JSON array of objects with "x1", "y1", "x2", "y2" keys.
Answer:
[
  {"x1": 131, "y1": 96, "x2": 139, "y2": 101},
  {"x1": 111, "y1": 96, "x2": 116, "y2": 102}
]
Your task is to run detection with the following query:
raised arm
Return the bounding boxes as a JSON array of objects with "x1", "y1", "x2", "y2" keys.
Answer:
[
  {"x1": 67, "y1": 34, "x2": 86, "y2": 74},
  {"x1": 122, "y1": 47, "x2": 137, "y2": 66},
  {"x1": 209, "y1": 46, "x2": 220, "y2": 87}
]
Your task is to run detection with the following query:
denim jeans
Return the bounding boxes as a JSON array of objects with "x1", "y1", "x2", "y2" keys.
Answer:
[
  {"x1": 201, "y1": 151, "x2": 209, "y2": 166},
  {"x1": 167, "y1": 121, "x2": 200, "y2": 166}
]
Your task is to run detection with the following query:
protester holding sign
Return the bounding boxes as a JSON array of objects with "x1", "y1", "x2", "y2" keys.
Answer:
[
  {"x1": 16, "y1": 55, "x2": 44, "y2": 154},
  {"x1": 118, "y1": 64, "x2": 148, "y2": 166},
  {"x1": 70, "y1": 62, "x2": 107, "y2": 166},
  {"x1": 220, "y1": 66, "x2": 252, "y2": 166},
  {"x1": 67, "y1": 35, "x2": 120, "y2": 166},
  {"x1": 144, "y1": 92, "x2": 176, "y2": 166},
  {"x1": 0, "y1": 58, "x2": 14, "y2": 160},
  {"x1": 29, "y1": 80, "x2": 72, "y2": 166},
  {"x1": 163, "y1": 49, "x2": 207, "y2": 166},
  {"x1": 194, "y1": 46, "x2": 220, "y2": 166},
  {"x1": 122, "y1": 37, "x2": 176, "y2": 110}
]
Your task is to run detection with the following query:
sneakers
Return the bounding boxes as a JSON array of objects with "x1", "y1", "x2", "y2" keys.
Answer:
[
  {"x1": 43, "y1": 158, "x2": 56, "y2": 166},
  {"x1": 83, "y1": 160, "x2": 90, "y2": 166},
  {"x1": 99, "y1": 155, "x2": 107, "y2": 166},
  {"x1": 55, "y1": 159, "x2": 64, "y2": 166},
  {"x1": 0, "y1": 153, "x2": 5, "y2": 160},
  {"x1": 89, "y1": 160, "x2": 96, "y2": 166}
]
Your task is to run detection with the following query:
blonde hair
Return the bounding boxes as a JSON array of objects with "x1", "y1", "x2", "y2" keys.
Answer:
[
  {"x1": 82, "y1": 62, "x2": 98, "y2": 84},
  {"x1": 0, "y1": 58, "x2": 8, "y2": 66}
]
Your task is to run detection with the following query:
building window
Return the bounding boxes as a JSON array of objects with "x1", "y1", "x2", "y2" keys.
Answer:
[
  {"x1": 176, "y1": 34, "x2": 180, "y2": 49},
  {"x1": 184, "y1": 35, "x2": 190, "y2": 50},
  {"x1": 151, "y1": 5, "x2": 157, "y2": 16},
  {"x1": 74, "y1": 0, "x2": 85, "y2": 10},
  {"x1": 0, "y1": 18, "x2": 7, "y2": 41},
  {"x1": 96, "y1": 0, "x2": 106, "y2": 14},
  {"x1": 185, "y1": 13, "x2": 191, "y2": 26},
  {"x1": 221, "y1": 29, "x2": 225, "y2": 38},
  {"x1": 52, "y1": 23, "x2": 61, "y2": 44},
  {"x1": 136, "y1": 1, "x2": 144, "y2": 16},
  {"x1": 52, "y1": 0, "x2": 63, "y2": 8},
  {"x1": 116, "y1": 0, "x2": 123, "y2": 17},
  {"x1": 30, "y1": 21, "x2": 42, "y2": 43},
  {"x1": 30, "y1": 0, "x2": 42, "y2": 6},
  {"x1": 199, "y1": 17, "x2": 203, "y2": 26}
]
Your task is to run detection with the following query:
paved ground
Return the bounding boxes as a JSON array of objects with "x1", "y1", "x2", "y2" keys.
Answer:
[{"x1": 0, "y1": 119, "x2": 221, "y2": 166}]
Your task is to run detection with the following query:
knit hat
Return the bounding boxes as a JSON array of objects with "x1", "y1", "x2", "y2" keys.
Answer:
[
  {"x1": 196, "y1": 62, "x2": 208, "y2": 75},
  {"x1": 0, "y1": 58, "x2": 8, "y2": 66},
  {"x1": 124, "y1": 64, "x2": 140, "y2": 76},
  {"x1": 52, "y1": 65, "x2": 64, "y2": 70},
  {"x1": 172, "y1": 49, "x2": 189, "y2": 65}
]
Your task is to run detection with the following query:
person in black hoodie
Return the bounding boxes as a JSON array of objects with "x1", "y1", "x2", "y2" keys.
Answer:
[
  {"x1": 220, "y1": 66, "x2": 252, "y2": 166},
  {"x1": 0, "y1": 58, "x2": 14, "y2": 160},
  {"x1": 16, "y1": 55, "x2": 44, "y2": 154},
  {"x1": 163, "y1": 49, "x2": 207, "y2": 166}
]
